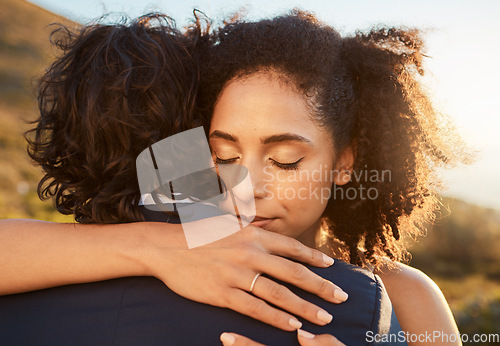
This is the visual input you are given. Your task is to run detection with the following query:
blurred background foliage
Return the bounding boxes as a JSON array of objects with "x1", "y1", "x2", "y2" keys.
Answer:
[
  {"x1": 0, "y1": 0, "x2": 498, "y2": 343},
  {"x1": 408, "y1": 198, "x2": 500, "y2": 341},
  {"x1": 0, "y1": 0, "x2": 74, "y2": 222}
]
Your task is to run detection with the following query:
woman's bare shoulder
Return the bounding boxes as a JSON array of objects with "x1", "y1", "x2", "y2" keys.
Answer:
[
  {"x1": 376, "y1": 260, "x2": 437, "y2": 292},
  {"x1": 375, "y1": 260, "x2": 461, "y2": 345}
]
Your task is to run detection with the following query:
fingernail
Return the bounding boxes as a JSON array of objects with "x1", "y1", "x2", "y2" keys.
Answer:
[
  {"x1": 323, "y1": 254, "x2": 334, "y2": 266},
  {"x1": 289, "y1": 317, "x2": 302, "y2": 330},
  {"x1": 220, "y1": 332, "x2": 235, "y2": 345},
  {"x1": 297, "y1": 329, "x2": 315, "y2": 339},
  {"x1": 334, "y1": 289, "x2": 349, "y2": 301},
  {"x1": 317, "y1": 309, "x2": 333, "y2": 324}
]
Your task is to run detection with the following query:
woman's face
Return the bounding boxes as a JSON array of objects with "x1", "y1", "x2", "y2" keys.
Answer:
[{"x1": 209, "y1": 72, "x2": 351, "y2": 243}]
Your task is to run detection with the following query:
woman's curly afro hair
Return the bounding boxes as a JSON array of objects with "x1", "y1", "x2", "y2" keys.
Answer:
[{"x1": 200, "y1": 10, "x2": 470, "y2": 267}]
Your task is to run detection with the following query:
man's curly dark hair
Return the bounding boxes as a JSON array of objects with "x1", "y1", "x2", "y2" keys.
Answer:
[
  {"x1": 26, "y1": 13, "x2": 205, "y2": 223},
  {"x1": 199, "y1": 10, "x2": 470, "y2": 267}
]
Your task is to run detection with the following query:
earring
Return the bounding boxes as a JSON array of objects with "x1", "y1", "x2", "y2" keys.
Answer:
[{"x1": 344, "y1": 171, "x2": 351, "y2": 183}]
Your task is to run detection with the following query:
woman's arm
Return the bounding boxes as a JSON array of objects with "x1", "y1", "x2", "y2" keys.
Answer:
[
  {"x1": 377, "y1": 262, "x2": 461, "y2": 346},
  {"x1": 0, "y1": 219, "x2": 157, "y2": 293},
  {"x1": 0, "y1": 219, "x2": 347, "y2": 331}
]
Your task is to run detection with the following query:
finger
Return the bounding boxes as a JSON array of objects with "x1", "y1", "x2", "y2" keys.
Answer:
[
  {"x1": 252, "y1": 253, "x2": 348, "y2": 304},
  {"x1": 220, "y1": 332, "x2": 266, "y2": 346},
  {"x1": 223, "y1": 288, "x2": 303, "y2": 331},
  {"x1": 245, "y1": 227, "x2": 335, "y2": 268},
  {"x1": 252, "y1": 276, "x2": 333, "y2": 325},
  {"x1": 297, "y1": 329, "x2": 345, "y2": 346}
]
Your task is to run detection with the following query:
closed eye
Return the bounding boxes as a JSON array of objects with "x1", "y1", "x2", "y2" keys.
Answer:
[
  {"x1": 270, "y1": 157, "x2": 304, "y2": 170},
  {"x1": 214, "y1": 156, "x2": 304, "y2": 170},
  {"x1": 214, "y1": 156, "x2": 239, "y2": 165}
]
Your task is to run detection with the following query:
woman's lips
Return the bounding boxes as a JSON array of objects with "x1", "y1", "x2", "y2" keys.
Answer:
[{"x1": 249, "y1": 217, "x2": 276, "y2": 228}]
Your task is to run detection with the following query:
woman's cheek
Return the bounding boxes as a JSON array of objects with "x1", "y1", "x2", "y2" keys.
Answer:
[
  {"x1": 303, "y1": 175, "x2": 332, "y2": 219},
  {"x1": 282, "y1": 179, "x2": 324, "y2": 226}
]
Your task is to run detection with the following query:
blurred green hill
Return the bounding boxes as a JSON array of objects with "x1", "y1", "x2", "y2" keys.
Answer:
[
  {"x1": 0, "y1": 0, "x2": 74, "y2": 221},
  {"x1": 0, "y1": 0, "x2": 498, "y2": 342}
]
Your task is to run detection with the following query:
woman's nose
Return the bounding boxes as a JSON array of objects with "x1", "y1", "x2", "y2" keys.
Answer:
[{"x1": 246, "y1": 163, "x2": 270, "y2": 200}]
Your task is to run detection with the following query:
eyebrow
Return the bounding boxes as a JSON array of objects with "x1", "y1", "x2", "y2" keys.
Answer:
[
  {"x1": 209, "y1": 130, "x2": 238, "y2": 142},
  {"x1": 209, "y1": 130, "x2": 311, "y2": 145},
  {"x1": 261, "y1": 133, "x2": 311, "y2": 145}
]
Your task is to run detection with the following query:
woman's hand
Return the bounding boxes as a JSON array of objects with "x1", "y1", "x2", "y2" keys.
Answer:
[
  {"x1": 144, "y1": 223, "x2": 348, "y2": 331},
  {"x1": 219, "y1": 330, "x2": 345, "y2": 345},
  {"x1": 0, "y1": 218, "x2": 347, "y2": 332}
]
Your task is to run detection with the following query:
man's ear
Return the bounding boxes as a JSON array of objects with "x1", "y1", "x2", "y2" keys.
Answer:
[{"x1": 333, "y1": 146, "x2": 354, "y2": 186}]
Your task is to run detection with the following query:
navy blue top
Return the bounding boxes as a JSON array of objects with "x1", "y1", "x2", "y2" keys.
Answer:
[{"x1": 0, "y1": 209, "x2": 406, "y2": 345}]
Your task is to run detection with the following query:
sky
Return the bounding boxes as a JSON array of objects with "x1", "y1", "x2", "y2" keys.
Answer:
[{"x1": 29, "y1": 0, "x2": 500, "y2": 210}]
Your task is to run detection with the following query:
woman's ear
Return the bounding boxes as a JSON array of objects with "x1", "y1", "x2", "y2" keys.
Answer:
[{"x1": 333, "y1": 146, "x2": 354, "y2": 186}]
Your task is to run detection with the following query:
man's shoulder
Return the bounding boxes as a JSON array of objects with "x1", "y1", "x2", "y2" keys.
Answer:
[
  {"x1": 303, "y1": 259, "x2": 406, "y2": 345},
  {"x1": 307, "y1": 258, "x2": 378, "y2": 297}
]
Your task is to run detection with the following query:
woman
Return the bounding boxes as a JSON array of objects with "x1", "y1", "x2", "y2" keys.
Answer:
[
  {"x1": 198, "y1": 10, "x2": 465, "y2": 344},
  {"x1": 2, "y1": 10, "x2": 464, "y2": 345}
]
